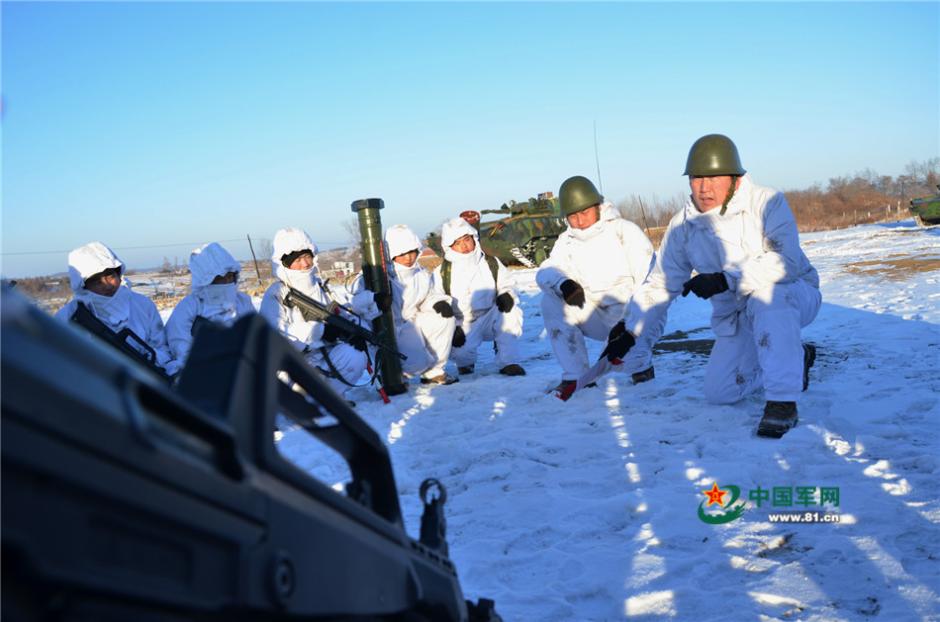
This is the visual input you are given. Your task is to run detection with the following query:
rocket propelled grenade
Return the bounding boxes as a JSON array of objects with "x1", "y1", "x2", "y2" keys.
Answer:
[{"x1": 352, "y1": 198, "x2": 408, "y2": 396}]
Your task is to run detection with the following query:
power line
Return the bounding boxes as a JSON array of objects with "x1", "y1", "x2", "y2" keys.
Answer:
[{"x1": 2, "y1": 237, "x2": 348, "y2": 257}]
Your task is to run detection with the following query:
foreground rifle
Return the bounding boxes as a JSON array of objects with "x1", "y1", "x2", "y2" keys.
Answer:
[
  {"x1": 1, "y1": 288, "x2": 499, "y2": 621},
  {"x1": 70, "y1": 301, "x2": 172, "y2": 381},
  {"x1": 284, "y1": 286, "x2": 405, "y2": 362}
]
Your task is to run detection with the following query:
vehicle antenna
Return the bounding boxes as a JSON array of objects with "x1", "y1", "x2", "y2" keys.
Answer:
[{"x1": 593, "y1": 120, "x2": 604, "y2": 193}]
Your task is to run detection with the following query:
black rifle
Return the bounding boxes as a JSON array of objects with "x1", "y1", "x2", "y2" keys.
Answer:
[
  {"x1": 1, "y1": 288, "x2": 500, "y2": 621},
  {"x1": 284, "y1": 286, "x2": 406, "y2": 361},
  {"x1": 70, "y1": 301, "x2": 171, "y2": 381}
]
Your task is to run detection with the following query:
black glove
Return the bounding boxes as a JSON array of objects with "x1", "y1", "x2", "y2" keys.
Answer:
[
  {"x1": 682, "y1": 272, "x2": 729, "y2": 299},
  {"x1": 604, "y1": 321, "x2": 636, "y2": 362},
  {"x1": 495, "y1": 292, "x2": 514, "y2": 313},
  {"x1": 559, "y1": 279, "x2": 585, "y2": 308},
  {"x1": 452, "y1": 326, "x2": 466, "y2": 348},
  {"x1": 321, "y1": 323, "x2": 341, "y2": 343},
  {"x1": 373, "y1": 291, "x2": 393, "y2": 313},
  {"x1": 432, "y1": 300, "x2": 455, "y2": 318},
  {"x1": 349, "y1": 335, "x2": 368, "y2": 352}
]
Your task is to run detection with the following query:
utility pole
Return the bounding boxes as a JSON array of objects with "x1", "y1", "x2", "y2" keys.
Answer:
[{"x1": 246, "y1": 234, "x2": 263, "y2": 287}]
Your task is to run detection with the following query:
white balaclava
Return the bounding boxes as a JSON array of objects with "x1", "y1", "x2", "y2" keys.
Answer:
[
  {"x1": 68, "y1": 241, "x2": 132, "y2": 329},
  {"x1": 568, "y1": 201, "x2": 617, "y2": 242},
  {"x1": 272, "y1": 228, "x2": 320, "y2": 296},
  {"x1": 189, "y1": 242, "x2": 240, "y2": 319},
  {"x1": 440, "y1": 217, "x2": 481, "y2": 264},
  {"x1": 385, "y1": 224, "x2": 423, "y2": 278}
]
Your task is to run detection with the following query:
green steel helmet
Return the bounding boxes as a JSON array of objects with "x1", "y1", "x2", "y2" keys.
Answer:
[
  {"x1": 683, "y1": 134, "x2": 746, "y2": 176},
  {"x1": 559, "y1": 176, "x2": 604, "y2": 216}
]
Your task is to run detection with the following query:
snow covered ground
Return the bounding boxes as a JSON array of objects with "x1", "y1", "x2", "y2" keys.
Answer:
[{"x1": 276, "y1": 220, "x2": 939, "y2": 621}]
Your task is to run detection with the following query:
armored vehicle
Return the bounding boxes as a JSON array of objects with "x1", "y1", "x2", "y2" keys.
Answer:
[
  {"x1": 909, "y1": 185, "x2": 940, "y2": 226},
  {"x1": 1, "y1": 287, "x2": 499, "y2": 621},
  {"x1": 428, "y1": 192, "x2": 567, "y2": 267}
]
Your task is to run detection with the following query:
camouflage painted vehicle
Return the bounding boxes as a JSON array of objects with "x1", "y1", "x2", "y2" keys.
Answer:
[
  {"x1": 427, "y1": 192, "x2": 567, "y2": 267},
  {"x1": 909, "y1": 185, "x2": 940, "y2": 226}
]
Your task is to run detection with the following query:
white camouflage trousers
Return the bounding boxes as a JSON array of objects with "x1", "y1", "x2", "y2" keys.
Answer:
[
  {"x1": 541, "y1": 292, "x2": 653, "y2": 380},
  {"x1": 451, "y1": 304, "x2": 523, "y2": 368},
  {"x1": 397, "y1": 309, "x2": 456, "y2": 379},
  {"x1": 704, "y1": 280, "x2": 821, "y2": 404}
]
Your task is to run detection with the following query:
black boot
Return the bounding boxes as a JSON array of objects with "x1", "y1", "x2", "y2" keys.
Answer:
[
  {"x1": 499, "y1": 364, "x2": 526, "y2": 376},
  {"x1": 631, "y1": 366, "x2": 655, "y2": 384},
  {"x1": 802, "y1": 344, "x2": 816, "y2": 392},
  {"x1": 757, "y1": 401, "x2": 798, "y2": 438},
  {"x1": 457, "y1": 364, "x2": 475, "y2": 375},
  {"x1": 420, "y1": 373, "x2": 459, "y2": 385}
]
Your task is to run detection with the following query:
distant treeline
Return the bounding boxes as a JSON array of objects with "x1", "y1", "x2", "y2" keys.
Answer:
[
  {"x1": 8, "y1": 159, "x2": 938, "y2": 302},
  {"x1": 618, "y1": 158, "x2": 940, "y2": 233}
]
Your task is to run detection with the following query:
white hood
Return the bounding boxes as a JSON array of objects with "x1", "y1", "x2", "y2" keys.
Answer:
[
  {"x1": 441, "y1": 217, "x2": 478, "y2": 249},
  {"x1": 385, "y1": 224, "x2": 423, "y2": 259},
  {"x1": 67, "y1": 241, "x2": 125, "y2": 293},
  {"x1": 189, "y1": 242, "x2": 240, "y2": 290},
  {"x1": 272, "y1": 227, "x2": 321, "y2": 295},
  {"x1": 66, "y1": 242, "x2": 132, "y2": 329}
]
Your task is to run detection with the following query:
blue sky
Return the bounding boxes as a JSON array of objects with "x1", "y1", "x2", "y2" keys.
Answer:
[{"x1": 2, "y1": 2, "x2": 937, "y2": 278}]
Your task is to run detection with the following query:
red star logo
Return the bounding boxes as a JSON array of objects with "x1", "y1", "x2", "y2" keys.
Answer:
[{"x1": 703, "y1": 482, "x2": 728, "y2": 507}]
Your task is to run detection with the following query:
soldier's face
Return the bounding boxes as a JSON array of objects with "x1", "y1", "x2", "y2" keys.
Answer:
[
  {"x1": 211, "y1": 271, "x2": 238, "y2": 284},
  {"x1": 84, "y1": 268, "x2": 122, "y2": 297},
  {"x1": 288, "y1": 252, "x2": 314, "y2": 271},
  {"x1": 450, "y1": 235, "x2": 476, "y2": 254},
  {"x1": 567, "y1": 205, "x2": 600, "y2": 230},
  {"x1": 690, "y1": 175, "x2": 740, "y2": 212},
  {"x1": 393, "y1": 250, "x2": 419, "y2": 267}
]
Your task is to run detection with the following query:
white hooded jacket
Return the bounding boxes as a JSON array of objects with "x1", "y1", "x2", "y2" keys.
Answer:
[
  {"x1": 626, "y1": 175, "x2": 820, "y2": 340},
  {"x1": 55, "y1": 241, "x2": 180, "y2": 375},
  {"x1": 165, "y1": 242, "x2": 255, "y2": 362},
  {"x1": 536, "y1": 203, "x2": 654, "y2": 310},
  {"x1": 432, "y1": 217, "x2": 516, "y2": 324},
  {"x1": 351, "y1": 258, "x2": 452, "y2": 328},
  {"x1": 259, "y1": 228, "x2": 336, "y2": 351},
  {"x1": 350, "y1": 225, "x2": 450, "y2": 326}
]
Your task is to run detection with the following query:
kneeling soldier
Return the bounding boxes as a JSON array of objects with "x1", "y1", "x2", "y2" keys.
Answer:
[
  {"x1": 260, "y1": 227, "x2": 369, "y2": 400},
  {"x1": 165, "y1": 242, "x2": 256, "y2": 365},
  {"x1": 433, "y1": 217, "x2": 525, "y2": 377},
  {"x1": 624, "y1": 134, "x2": 821, "y2": 438},
  {"x1": 537, "y1": 175, "x2": 656, "y2": 394},
  {"x1": 56, "y1": 241, "x2": 180, "y2": 378},
  {"x1": 349, "y1": 224, "x2": 458, "y2": 385}
]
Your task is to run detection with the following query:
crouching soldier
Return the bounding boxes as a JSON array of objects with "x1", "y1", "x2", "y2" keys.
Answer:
[
  {"x1": 349, "y1": 224, "x2": 458, "y2": 385},
  {"x1": 56, "y1": 241, "x2": 180, "y2": 378},
  {"x1": 537, "y1": 176, "x2": 657, "y2": 394},
  {"x1": 165, "y1": 242, "x2": 256, "y2": 364},
  {"x1": 260, "y1": 228, "x2": 369, "y2": 400},
  {"x1": 433, "y1": 217, "x2": 525, "y2": 377},
  {"x1": 624, "y1": 134, "x2": 821, "y2": 438}
]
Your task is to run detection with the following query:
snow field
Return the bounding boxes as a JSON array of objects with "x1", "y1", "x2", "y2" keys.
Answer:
[{"x1": 276, "y1": 221, "x2": 939, "y2": 621}]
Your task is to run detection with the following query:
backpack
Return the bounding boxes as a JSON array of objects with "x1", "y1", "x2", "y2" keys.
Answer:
[{"x1": 440, "y1": 255, "x2": 500, "y2": 296}]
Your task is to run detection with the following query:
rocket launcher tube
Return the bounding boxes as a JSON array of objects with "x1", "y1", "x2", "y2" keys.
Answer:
[{"x1": 352, "y1": 198, "x2": 407, "y2": 396}]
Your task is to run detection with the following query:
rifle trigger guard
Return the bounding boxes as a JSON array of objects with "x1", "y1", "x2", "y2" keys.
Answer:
[{"x1": 419, "y1": 478, "x2": 447, "y2": 507}]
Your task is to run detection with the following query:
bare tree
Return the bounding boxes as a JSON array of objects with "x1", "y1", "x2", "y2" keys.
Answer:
[{"x1": 342, "y1": 218, "x2": 361, "y2": 247}]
